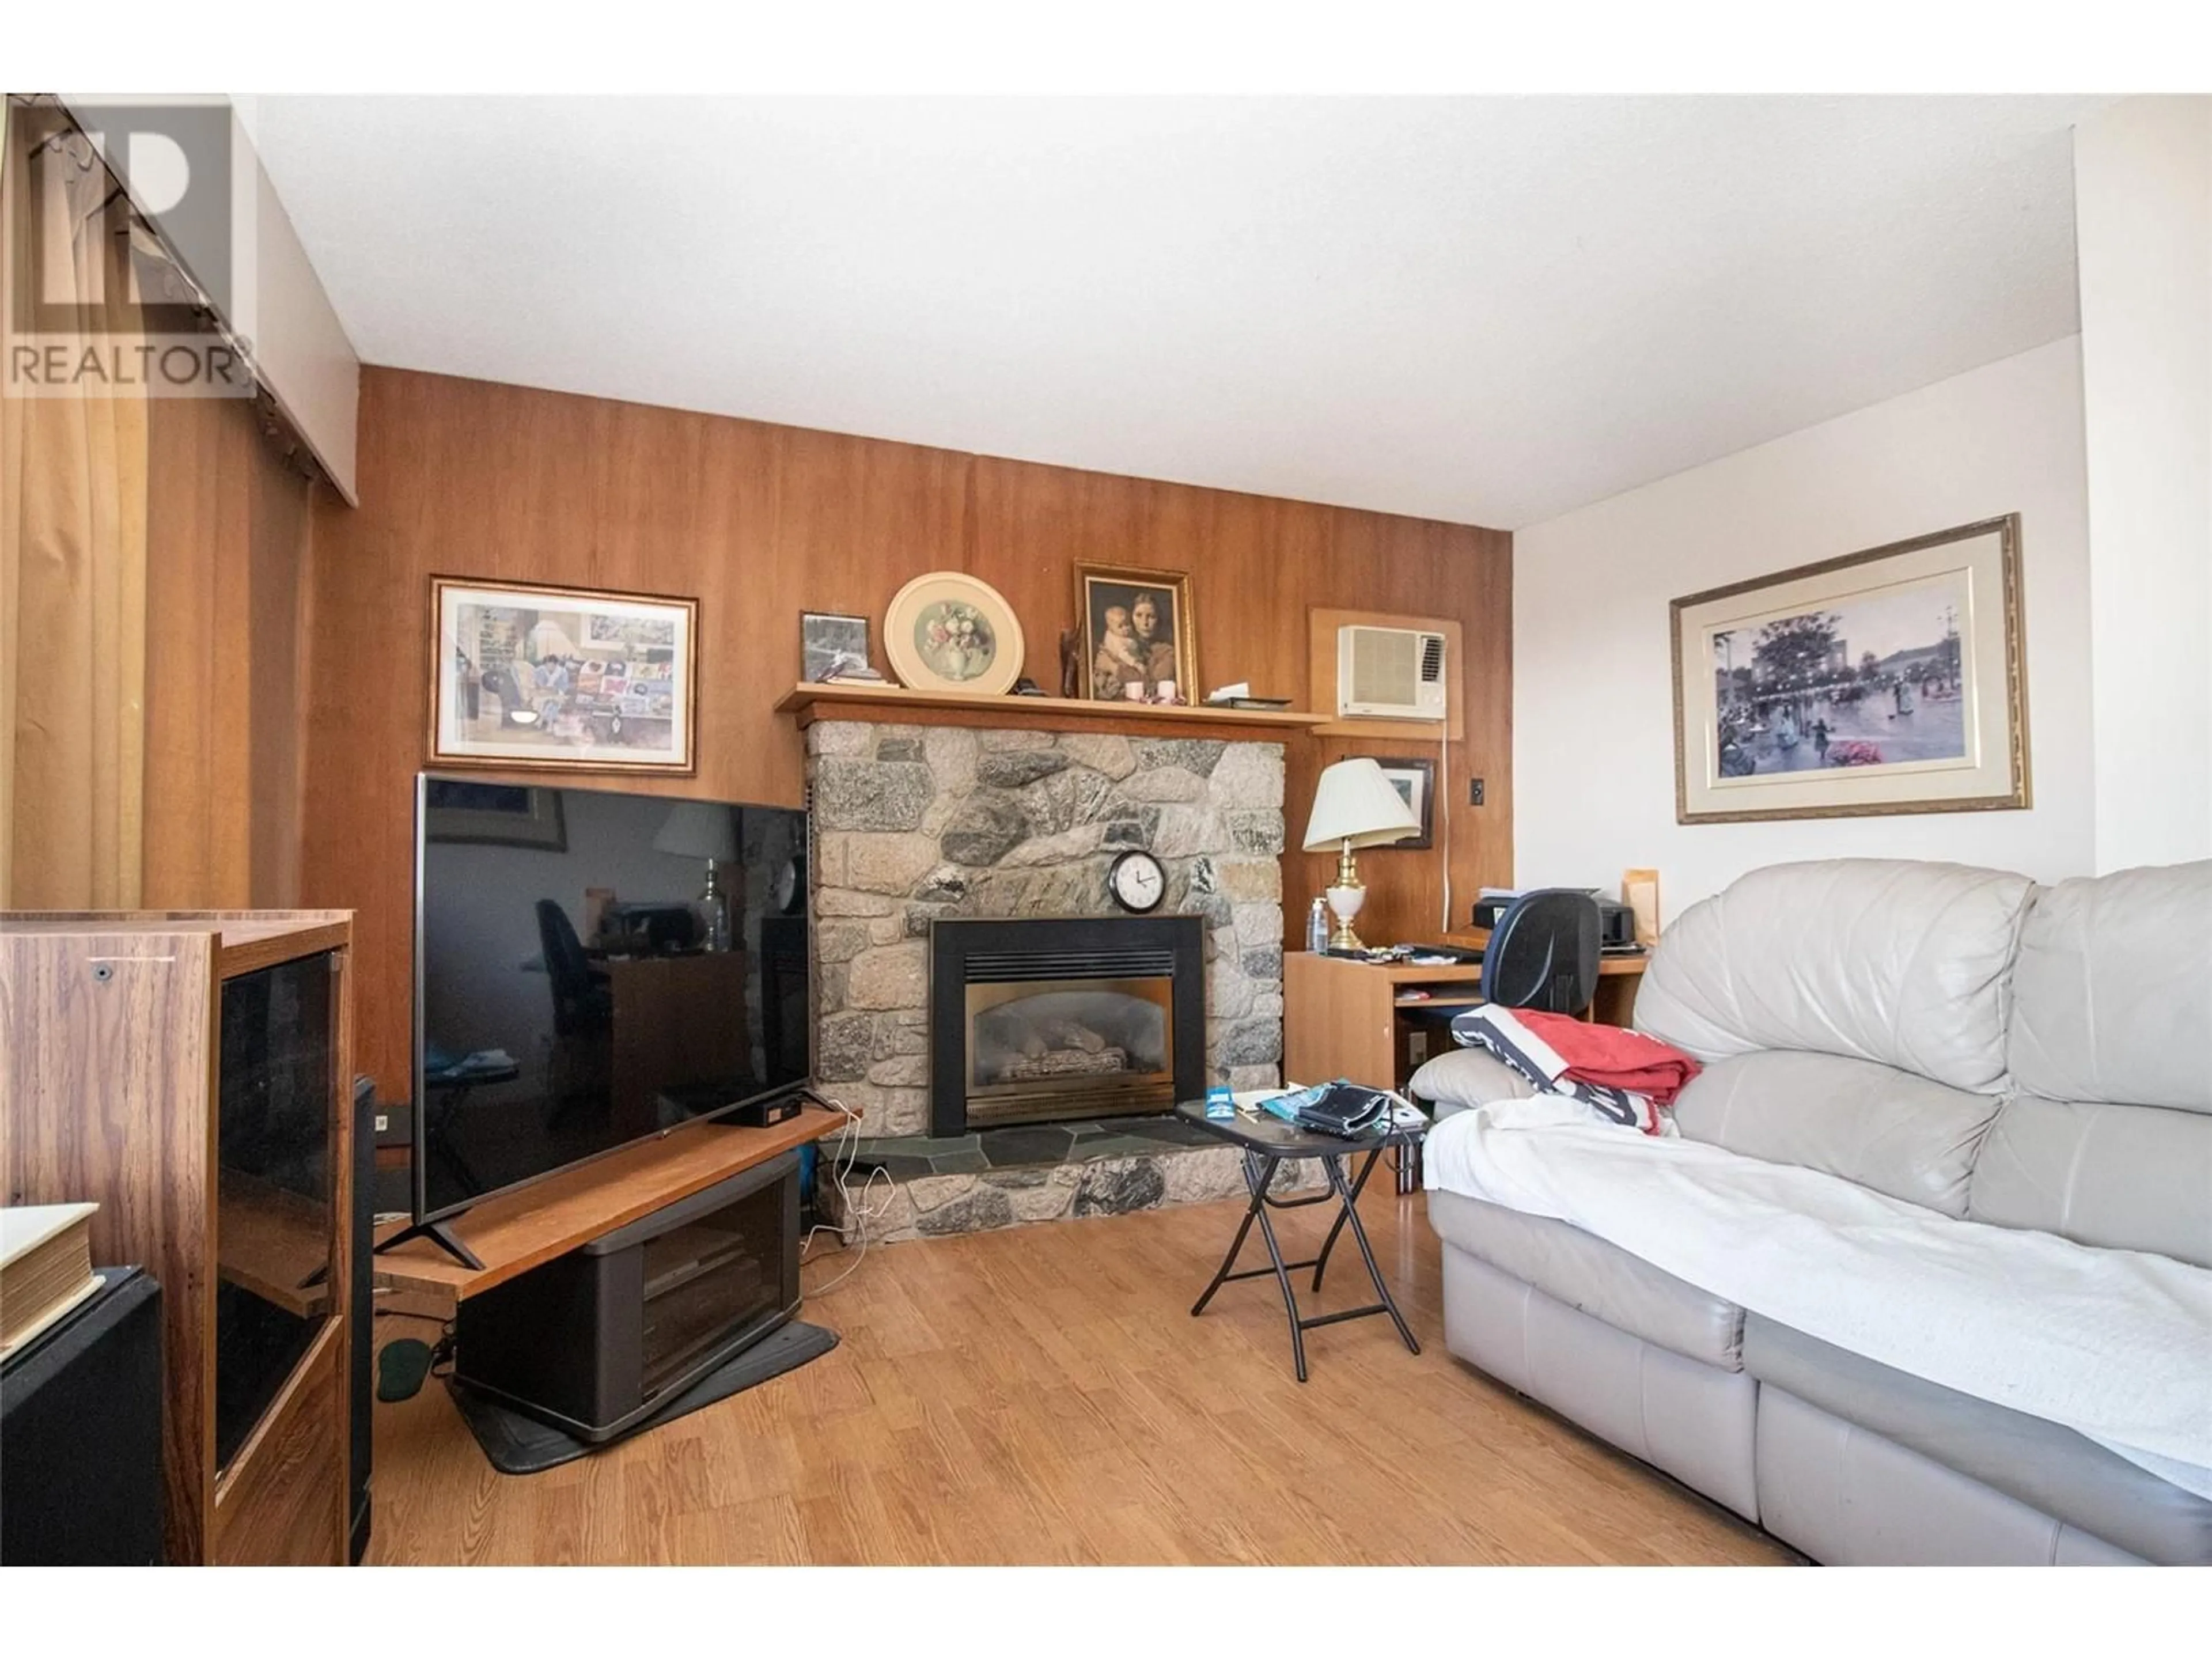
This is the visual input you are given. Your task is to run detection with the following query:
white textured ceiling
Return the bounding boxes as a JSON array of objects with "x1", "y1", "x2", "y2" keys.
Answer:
[{"x1": 247, "y1": 96, "x2": 2094, "y2": 529}]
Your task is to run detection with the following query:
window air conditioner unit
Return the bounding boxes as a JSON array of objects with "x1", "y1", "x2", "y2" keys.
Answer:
[{"x1": 1338, "y1": 626, "x2": 1448, "y2": 720}]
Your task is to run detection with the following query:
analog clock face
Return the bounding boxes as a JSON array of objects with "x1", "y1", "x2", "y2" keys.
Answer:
[
  {"x1": 1109, "y1": 850, "x2": 1166, "y2": 913},
  {"x1": 774, "y1": 855, "x2": 802, "y2": 914}
]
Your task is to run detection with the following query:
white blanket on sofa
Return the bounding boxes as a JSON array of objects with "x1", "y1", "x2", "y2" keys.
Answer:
[{"x1": 1425, "y1": 1097, "x2": 2212, "y2": 1501}]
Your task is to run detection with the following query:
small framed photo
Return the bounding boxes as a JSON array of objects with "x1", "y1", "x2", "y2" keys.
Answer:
[
  {"x1": 801, "y1": 611, "x2": 874, "y2": 683},
  {"x1": 430, "y1": 576, "x2": 697, "y2": 774},
  {"x1": 1371, "y1": 757, "x2": 1436, "y2": 850},
  {"x1": 1075, "y1": 564, "x2": 1199, "y2": 705}
]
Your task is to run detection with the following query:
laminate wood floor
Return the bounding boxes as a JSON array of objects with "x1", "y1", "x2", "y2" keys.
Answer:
[{"x1": 366, "y1": 1190, "x2": 1792, "y2": 1565}]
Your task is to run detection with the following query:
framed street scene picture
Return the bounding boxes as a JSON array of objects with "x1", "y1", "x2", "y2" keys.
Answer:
[
  {"x1": 1075, "y1": 563, "x2": 1199, "y2": 705},
  {"x1": 1671, "y1": 516, "x2": 2028, "y2": 825},
  {"x1": 430, "y1": 576, "x2": 699, "y2": 774}
]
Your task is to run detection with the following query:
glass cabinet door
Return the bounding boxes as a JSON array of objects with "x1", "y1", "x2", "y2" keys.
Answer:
[{"x1": 213, "y1": 952, "x2": 338, "y2": 1472}]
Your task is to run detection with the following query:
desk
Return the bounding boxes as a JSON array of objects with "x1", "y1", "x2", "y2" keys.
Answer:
[{"x1": 1283, "y1": 945, "x2": 1648, "y2": 1096}]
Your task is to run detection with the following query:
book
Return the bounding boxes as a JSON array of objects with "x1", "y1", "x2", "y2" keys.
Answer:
[{"x1": 1, "y1": 1202, "x2": 103, "y2": 1358}]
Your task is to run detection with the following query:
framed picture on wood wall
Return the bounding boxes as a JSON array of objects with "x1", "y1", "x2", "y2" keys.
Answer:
[
  {"x1": 429, "y1": 576, "x2": 699, "y2": 773},
  {"x1": 1670, "y1": 516, "x2": 2028, "y2": 824},
  {"x1": 1370, "y1": 757, "x2": 1436, "y2": 850},
  {"x1": 1075, "y1": 564, "x2": 1199, "y2": 706}
]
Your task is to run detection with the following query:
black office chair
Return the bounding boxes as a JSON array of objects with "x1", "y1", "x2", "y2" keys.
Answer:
[
  {"x1": 535, "y1": 900, "x2": 614, "y2": 1127},
  {"x1": 535, "y1": 899, "x2": 612, "y2": 1037},
  {"x1": 1480, "y1": 889, "x2": 1602, "y2": 1016}
]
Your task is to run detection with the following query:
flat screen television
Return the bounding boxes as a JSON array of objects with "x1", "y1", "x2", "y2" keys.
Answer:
[{"x1": 411, "y1": 774, "x2": 809, "y2": 1225}]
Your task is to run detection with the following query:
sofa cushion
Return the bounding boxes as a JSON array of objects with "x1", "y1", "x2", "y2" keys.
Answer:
[
  {"x1": 1634, "y1": 858, "x2": 2033, "y2": 1092},
  {"x1": 1744, "y1": 1313, "x2": 2212, "y2": 1565},
  {"x1": 1425, "y1": 1189, "x2": 1743, "y2": 1370},
  {"x1": 2008, "y1": 861, "x2": 2212, "y2": 1116},
  {"x1": 1670, "y1": 1050, "x2": 2002, "y2": 1217},
  {"x1": 1968, "y1": 1093, "x2": 2212, "y2": 1268}
]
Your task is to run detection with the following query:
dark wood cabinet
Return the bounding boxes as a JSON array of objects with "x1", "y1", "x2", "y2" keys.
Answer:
[{"x1": 1, "y1": 911, "x2": 355, "y2": 1565}]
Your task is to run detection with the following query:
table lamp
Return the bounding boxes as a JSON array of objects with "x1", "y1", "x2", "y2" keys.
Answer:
[
  {"x1": 653, "y1": 801, "x2": 740, "y2": 951},
  {"x1": 1301, "y1": 757, "x2": 1421, "y2": 951}
]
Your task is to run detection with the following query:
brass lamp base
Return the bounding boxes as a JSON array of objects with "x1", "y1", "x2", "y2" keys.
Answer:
[{"x1": 1325, "y1": 840, "x2": 1368, "y2": 951}]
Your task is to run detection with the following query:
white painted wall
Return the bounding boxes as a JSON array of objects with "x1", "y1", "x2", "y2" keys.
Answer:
[
  {"x1": 2074, "y1": 96, "x2": 2212, "y2": 872},
  {"x1": 1513, "y1": 338, "x2": 2093, "y2": 921}
]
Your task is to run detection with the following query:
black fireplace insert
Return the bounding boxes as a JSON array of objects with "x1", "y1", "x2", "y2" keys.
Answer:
[{"x1": 929, "y1": 915, "x2": 1207, "y2": 1137}]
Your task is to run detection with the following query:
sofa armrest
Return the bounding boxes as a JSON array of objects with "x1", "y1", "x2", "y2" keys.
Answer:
[{"x1": 1408, "y1": 1048, "x2": 1539, "y2": 1118}]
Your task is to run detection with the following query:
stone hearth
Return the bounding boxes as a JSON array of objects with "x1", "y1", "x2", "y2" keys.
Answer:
[
  {"x1": 817, "y1": 1111, "x2": 1323, "y2": 1242},
  {"x1": 803, "y1": 714, "x2": 1290, "y2": 1235},
  {"x1": 819, "y1": 1114, "x2": 1232, "y2": 1240}
]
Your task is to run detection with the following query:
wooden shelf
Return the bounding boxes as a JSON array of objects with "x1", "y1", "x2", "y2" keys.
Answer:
[
  {"x1": 775, "y1": 683, "x2": 1330, "y2": 738},
  {"x1": 372, "y1": 1107, "x2": 847, "y2": 1311},
  {"x1": 218, "y1": 1171, "x2": 334, "y2": 1319}
]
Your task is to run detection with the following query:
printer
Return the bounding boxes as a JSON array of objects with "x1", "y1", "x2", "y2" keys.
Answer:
[{"x1": 1471, "y1": 889, "x2": 1641, "y2": 950}]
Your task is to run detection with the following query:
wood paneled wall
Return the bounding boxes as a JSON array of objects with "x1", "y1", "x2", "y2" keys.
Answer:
[
  {"x1": 142, "y1": 394, "x2": 317, "y2": 911},
  {"x1": 303, "y1": 368, "x2": 1512, "y2": 1091}
]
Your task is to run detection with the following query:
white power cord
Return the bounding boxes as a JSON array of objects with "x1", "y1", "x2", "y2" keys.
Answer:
[{"x1": 793, "y1": 1091, "x2": 898, "y2": 1302}]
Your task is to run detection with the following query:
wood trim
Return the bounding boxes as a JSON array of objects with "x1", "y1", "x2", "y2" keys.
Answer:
[
  {"x1": 1308, "y1": 607, "x2": 1465, "y2": 741},
  {"x1": 372, "y1": 1106, "x2": 847, "y2": 1309},
  {"x1": 775, "y1": 683, "x2": 1330, "y2": 736}
]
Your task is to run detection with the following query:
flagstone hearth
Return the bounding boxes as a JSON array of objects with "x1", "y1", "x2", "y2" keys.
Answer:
[{"x1": 816, "y1": 1111, "x2": 1319, "y2": 1243}]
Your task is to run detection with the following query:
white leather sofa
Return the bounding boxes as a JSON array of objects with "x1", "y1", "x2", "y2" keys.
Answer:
[{"x1": 1413, "y1": 858, "x2": 2212, "y2": 1565}]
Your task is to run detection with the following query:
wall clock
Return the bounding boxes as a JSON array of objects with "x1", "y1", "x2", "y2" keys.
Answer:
[
  {"x1": 772, "y1": 852, "x2": 805, "y2": 915},
  {"x1": 1107, "y1": 850, "x2": 1166, "y2": 914}
]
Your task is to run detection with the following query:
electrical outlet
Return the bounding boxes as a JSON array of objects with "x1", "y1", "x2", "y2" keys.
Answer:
[{"x1": 1469, "y1": 777, "x2": 1486, "y2": 806}]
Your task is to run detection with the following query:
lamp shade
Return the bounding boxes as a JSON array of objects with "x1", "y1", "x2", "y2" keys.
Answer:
[
  {"x1": 1301, "y1": 757, "x2": 1421, "y2": 853},
  {"x1": 653, "y1": 801, "x2": 738, "y2": 862}
]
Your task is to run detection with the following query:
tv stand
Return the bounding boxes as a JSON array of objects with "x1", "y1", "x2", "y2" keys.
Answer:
[
  {"x1": 372, "y1": 1108, "x2": 844, "y2": 1317},
  {"x1": 372, "y1": 1217, "x2": 484, "y2": 1271}
]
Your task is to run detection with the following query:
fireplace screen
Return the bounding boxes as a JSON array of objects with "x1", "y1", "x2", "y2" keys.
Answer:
[
  {"x1": 930, "y1": 915, "x2": 1207, "y2": 1137},
  {"x1": 965, "y1": 979, "x2": 1175, "y2": 1126}
]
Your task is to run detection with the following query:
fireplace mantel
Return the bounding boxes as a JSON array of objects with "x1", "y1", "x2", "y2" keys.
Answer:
[{"x1": 776, "y1": 683, "x2": 1330, "y2": 739}]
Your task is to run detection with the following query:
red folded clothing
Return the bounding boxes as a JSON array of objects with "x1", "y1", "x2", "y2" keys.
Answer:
[{"x1": 1510, "y1": 1010, "x2": 1703, "y2": 1107}]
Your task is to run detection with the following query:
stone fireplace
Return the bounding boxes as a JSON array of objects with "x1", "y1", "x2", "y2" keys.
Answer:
[
  {"x1": 806, "y1": 718, "x2": 1288, "y2": 1139},
  {"x1": 794, "y1": 703, "x2": 1296, "y2": 1239},
  {"x1": 931, "y1": 915, "x2": 1207, "y2": 1135}
]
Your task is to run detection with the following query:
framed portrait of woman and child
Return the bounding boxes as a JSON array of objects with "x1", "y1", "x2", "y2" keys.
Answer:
[{"x1": 1075, "y1": 564, "x2": 1199, "y2": 706}]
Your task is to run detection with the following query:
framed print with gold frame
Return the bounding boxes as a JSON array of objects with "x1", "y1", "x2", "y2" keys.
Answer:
[
  {"x1": 1075, "y1": 563, "x2": 1199, "y2": 706},
  {"x1": 1671, "y1": 516, "x2": 2027, "y2": 825},
  {"x1": 429, "y1": 576, "x2": 699, "y2": 774}
]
